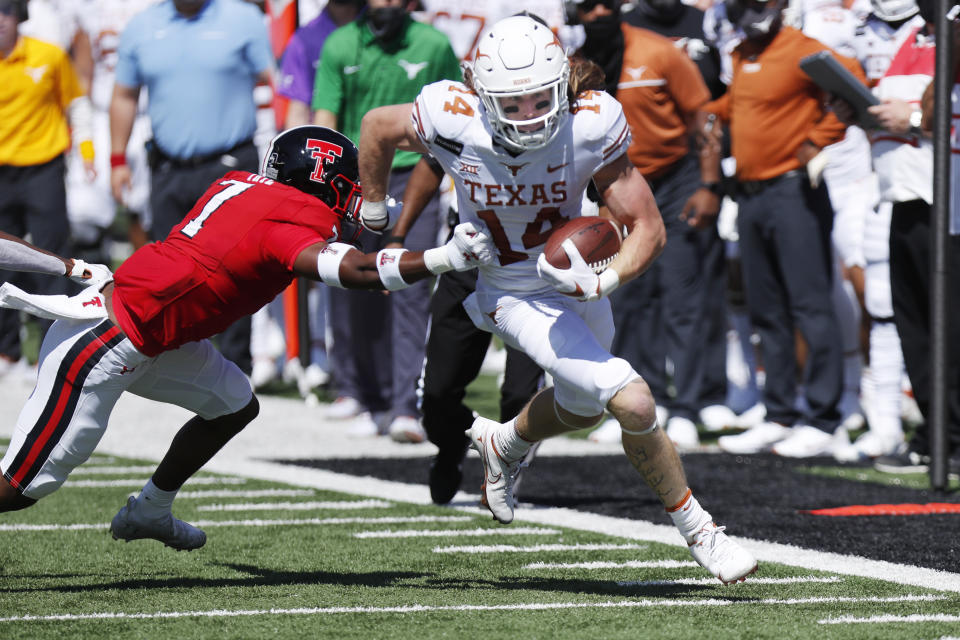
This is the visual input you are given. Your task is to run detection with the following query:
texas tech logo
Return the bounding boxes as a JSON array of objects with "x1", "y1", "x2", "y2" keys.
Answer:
[{"x1": 307, "y1": 139, "x2": 344, "y2": 181}]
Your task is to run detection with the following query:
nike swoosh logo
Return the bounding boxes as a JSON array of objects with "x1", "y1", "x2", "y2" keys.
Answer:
[
  {"x1": 479, "y1": 435, "x2": 502, "y2": 483},
  {"x1": 344, "y1": 65, "x2": 362, "y2": 75},
  {"x1": 547, "y1": 163, "x2": 568, "y2": 173}
]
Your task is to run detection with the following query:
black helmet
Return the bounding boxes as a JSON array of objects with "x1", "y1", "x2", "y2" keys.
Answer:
[{"x1": 261, "y1": 126, "x2": 363, "y2": 228}]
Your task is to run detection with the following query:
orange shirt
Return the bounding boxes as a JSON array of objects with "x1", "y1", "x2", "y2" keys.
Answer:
[
  {"x1": 0, "y1": 36, "x2": 84, "y2": 166},
  {"x1": 617, "y1": 25, "x2": 711, "y2": 178},
  {"x1": 703, "y1": 27, "x2": 866, "y2": 182}
]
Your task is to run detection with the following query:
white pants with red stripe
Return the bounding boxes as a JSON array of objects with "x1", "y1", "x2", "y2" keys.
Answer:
[{"x1": 1, "y1": 318, "x2": 252, "y2": 499}]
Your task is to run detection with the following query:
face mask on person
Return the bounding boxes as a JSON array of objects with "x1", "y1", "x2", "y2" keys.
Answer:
[
  {"x1": 582, "y1": 13, "x2": 621, "y2": 44},
  {"x1": 736, "y1": 0, "x2": 784, "y2": 41},
  {"x1": 367, "y1": 6, "x2": 408, "y2": 42},
  {"x1": 638, "y1": 0, "x2": 685, "y2": 23}
]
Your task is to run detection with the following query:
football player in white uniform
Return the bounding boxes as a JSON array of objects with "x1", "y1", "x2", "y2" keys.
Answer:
[
  {"x1": 66, "y1": 0, "x2": 158, "y2": 259},
  {"x1": 358, "y1": 15, "x2": 758, "y2": 584}
]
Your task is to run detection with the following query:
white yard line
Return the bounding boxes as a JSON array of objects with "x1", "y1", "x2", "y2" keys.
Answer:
[
  {"x1": 197, "y1": 500, "x2": 392, "y2": 511},
  {"x1": 617, "y1": 576, "x2": 844, "y2": 587},
  {"x1": 0, "y1": 516, "x2": 473, "y2": 532},
  {"x1": 179, "y1": 489, "x2": 315, "y2": 499},
  {"x1": 435, "y1": 543, "x2": 647, "y2": 553},
  {"x1": 205, "y1": 459, "x2": 960, "y2": 594},
  {"x1": 0, "y1": 594, "x2": 947, "y2": 624},
  {"x1": 355, "y1": 527, "x2": 559, "y2": 539},
  {"x1": 820, "y1": 613, "x2": 960, "y2": 625},
  {"x1": 526, "y1": 560, "x2": 702, "y2": 570},
  {"x1": 72, "y1": 466, "x2": 158, "y2": 475},
  {"x1": 64, "y1": 477, "x2": 246, "y2": 488}
]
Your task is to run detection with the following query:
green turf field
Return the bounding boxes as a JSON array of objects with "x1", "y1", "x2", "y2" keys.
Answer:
[{"x1": 1, "y1": 445, "x2": 957, "y2": 640}]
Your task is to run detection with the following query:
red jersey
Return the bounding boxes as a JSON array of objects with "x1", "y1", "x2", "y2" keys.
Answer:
[{"x1": 112, "y1": 171, "x2": 341, "y2": 356}]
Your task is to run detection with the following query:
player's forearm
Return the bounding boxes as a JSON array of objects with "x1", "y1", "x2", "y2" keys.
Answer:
[{"x1": 0, "y1": 233, "x2": 72, "y2": 276}]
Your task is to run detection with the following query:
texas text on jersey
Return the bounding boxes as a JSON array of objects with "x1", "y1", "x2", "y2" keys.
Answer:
[{"x1": 411, "y1": 79, "x2": 630, "y2": 293}]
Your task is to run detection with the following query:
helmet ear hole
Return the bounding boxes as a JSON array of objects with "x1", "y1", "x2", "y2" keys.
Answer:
[
  {"x1": 260, "y1": 125, "x2": 362, "y2": 223},
  {"x1": 471, "y1": 16, "x2": 570, "y2": 152}
]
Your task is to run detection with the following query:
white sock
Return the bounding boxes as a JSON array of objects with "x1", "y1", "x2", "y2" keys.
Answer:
[
  {"x1": 666, "y1": 490, "x2": 713, "y2": 543},
  {"x1": 492, "y1": 418, "x2": 533, "y2": 463},
  {"x1": 136, "y1": 479, "x2": 177, "y2": 518}
]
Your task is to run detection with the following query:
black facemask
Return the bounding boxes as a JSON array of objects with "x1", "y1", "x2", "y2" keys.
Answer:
[
  {"x1": 636, "y1": 0, "x2": 685, "y2": 24},
  {"x1": 367, "y1": 6, "x2": 408, "y2": 42},
  {"x1": 737, "y1": 4, "x2": 783, "y2": 41},
  {"x1": 581, "y1": 14, "x2": 624, "y2": 95}
]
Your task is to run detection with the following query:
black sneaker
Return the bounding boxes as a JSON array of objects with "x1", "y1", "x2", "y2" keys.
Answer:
[
  {"x1": 429, "y1": 449, "x2": 466, "y2": 505},
  {"x1": 874, "y1": 448, "x2": 930, "y2": 474}
]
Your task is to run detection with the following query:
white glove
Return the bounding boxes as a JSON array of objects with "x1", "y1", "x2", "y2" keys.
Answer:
[
  {"x1": 360, "y1": 196, "x2": 402, "y2": 232},
  {"x1": 423, "y1": 222, "x2": 496, "y2": 274},
  {"x1": 68, "y1": 259, "x2": 114, "y2": 289},
  {"x1": 536, "y1": 239, "x2": 619, "y2": 301}
]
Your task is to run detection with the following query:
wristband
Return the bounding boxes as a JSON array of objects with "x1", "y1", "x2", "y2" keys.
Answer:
[
  {"x1": 361, "y1": 199, "x2": 389, "y2": 231},
  {"x1": 110, "y1": 153, "x2": 127, "y2": 168},
  {"x1": 315, "y1": 242, "x2": 355, "y2": 288},
  {"x1": 422, "y1": 246, "x2": 453, "y2": 274},
  {"x1": 79, "y1": 141, "x2": 95, "y2": 162},
  {"x1": 69, "y1": 259, "x2": 89, "y2": 278},
  {"x1": 375, "y1": 248, "x2": 409, "y2": 291},
  {"x1": 597, "y1": 268, "x2": 620, "y2": 299}
]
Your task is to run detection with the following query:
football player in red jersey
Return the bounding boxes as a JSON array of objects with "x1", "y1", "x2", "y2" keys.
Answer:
[{"x1": 0, "y1": 126, "x2": 494, "y2": 550}]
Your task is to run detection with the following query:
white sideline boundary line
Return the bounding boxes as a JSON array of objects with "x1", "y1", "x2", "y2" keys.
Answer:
[
  {"x1": 618, "y1": 576, "x2": 844, "y2": 587},
  {"x1": 0, "y1": 594, "x2": 946, "y2": 624},
  {"x1": 355, "y1": 527, "x2": 559, "y2": 539},
  {"x1": 197, "y1": 500, "x2": 392, "y2": 511},
  {"x1": 194, "y1": 457, "x2": 960, "y2": 593}
]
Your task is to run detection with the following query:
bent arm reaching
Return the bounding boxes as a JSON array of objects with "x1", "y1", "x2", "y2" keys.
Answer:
[
  {"x1": 291, "y1": 222, "x2": 495, "y2": 291},
  {"x1": 357, "y1": 103, "x2": 429, "y2": 230},
  {"x1": 0, "y1": 231, "x2": 113, "y2": 286}
]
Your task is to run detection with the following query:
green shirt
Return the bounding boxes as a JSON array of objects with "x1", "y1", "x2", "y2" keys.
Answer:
[{"x1": 312, "y1": 17, "x2": 461, "y2": 170}]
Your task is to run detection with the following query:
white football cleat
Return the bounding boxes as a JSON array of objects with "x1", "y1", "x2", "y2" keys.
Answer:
[
  {"x1": 772, "y1": 425, "x2": 843, "y2": 458},
  {"x1": 699, "y1": 404, "x2": 739, "y2": 432},
  {"x1": 110, "y1": 496, "x2": 206, "y2": 551},
  {"x1": 388, "y1": 415, "x2": 427, "y2": 443},
  {"x1": 688, "y1": 522, "x2": 758, "y2": 584},
  {"x1": 588, "y1": 417, "x2": 622, "y2": 443},
  {"x1": 717, "y1": 421, "x2": 790, "y2": 454},
  {"x1": 666, "y1": 416, "x2": 700, "y2": 451},
  {"x1": 466, "y1": 417, "x2": 522, "y2": 524}
]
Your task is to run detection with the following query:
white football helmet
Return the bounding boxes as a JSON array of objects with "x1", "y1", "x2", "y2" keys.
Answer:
[
  {"x1": 471, "y1": 15, "x2": 570, "y2": 152},
  {"x1": 870, "y1": 0, "x2": 919, "y2": 20}
]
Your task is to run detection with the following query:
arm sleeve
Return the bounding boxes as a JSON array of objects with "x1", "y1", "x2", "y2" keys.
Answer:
[
  {"x1": 312, "y1": 36, "x2": 344, "y2": 113},
  {"x1": 114, "y1": 20, "x2": 142, "y2": 88}
]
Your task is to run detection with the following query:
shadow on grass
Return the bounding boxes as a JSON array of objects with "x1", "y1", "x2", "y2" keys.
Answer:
[{"x1": 0, "y1": 564, "x2": 429, "y2": 594}]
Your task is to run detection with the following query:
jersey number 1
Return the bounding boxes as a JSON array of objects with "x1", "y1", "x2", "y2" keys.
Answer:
[{"x1": 181, "y1": 179, "x2": 255, "y2": 238}]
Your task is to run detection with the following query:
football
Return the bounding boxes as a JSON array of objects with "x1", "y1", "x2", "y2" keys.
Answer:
[{"x1": 543, "y1": 217, "x2": 622, "y2": 273}]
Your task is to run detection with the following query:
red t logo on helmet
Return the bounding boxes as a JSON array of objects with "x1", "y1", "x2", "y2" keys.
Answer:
[{"x1": 307, "y1": 139, "x2": 344, "y2": 181}]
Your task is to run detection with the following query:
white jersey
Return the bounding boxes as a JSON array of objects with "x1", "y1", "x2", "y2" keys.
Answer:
[
  {"x1": 414, "y1": 0, "x2": 566, "y2": 60},
  {"x1": 412, "y1": 80, "x2": 631, "y2": 293},
  {"x1": 74, "y1": 0, "x2": 159, "y2": 111},
  {"x1": 19, "y1": 0, "x2": 79, "y2": 50},
  {"x1": 800, "y1": 4, "x2": 874, "y2": 185},
  {"x1": 852, "y1": 13, "x2": 925, "y2": 83}
]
